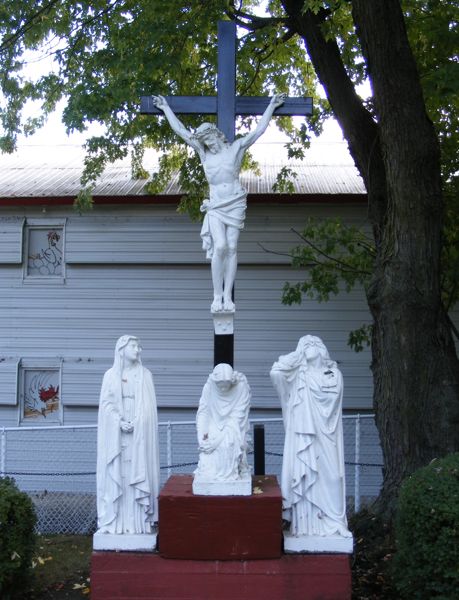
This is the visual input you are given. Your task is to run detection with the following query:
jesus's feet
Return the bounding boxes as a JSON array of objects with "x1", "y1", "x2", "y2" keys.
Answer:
[
  {"x1": 223, "y1": 297, "x2": 235, "y2": 312},
  {"x1": 211, "y1": 296, "x2": 223, "y2": 312}
]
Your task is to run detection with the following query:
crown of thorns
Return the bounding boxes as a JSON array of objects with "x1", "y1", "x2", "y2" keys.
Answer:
[{"x1": 192, "y1": 123, "x2": 226, "y2": 142}]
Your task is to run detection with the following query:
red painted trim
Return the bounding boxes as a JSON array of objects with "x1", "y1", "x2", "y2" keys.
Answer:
[{"x1": 0, "y1": 192, "x2": 366, "y2": 207}]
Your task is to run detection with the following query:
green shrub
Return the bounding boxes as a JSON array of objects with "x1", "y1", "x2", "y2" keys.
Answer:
[
  {"x1": 393, "y1": 453, "x2": 459, "y2": 599},
  {"x1": 0, "y1": 477, "x2": 37, "y2": 599}
]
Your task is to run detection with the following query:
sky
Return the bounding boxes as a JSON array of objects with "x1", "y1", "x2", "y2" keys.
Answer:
[{"x1": 17, "y1": 104, "x2": 345, "y2": 145}]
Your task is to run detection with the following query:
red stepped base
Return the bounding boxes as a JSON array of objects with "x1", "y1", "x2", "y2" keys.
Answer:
[
  {"x1": 91, "y1": 552, "x2": 352, "y2": 600},
  {"x1": 158, "y1": 474, "x2": 282, "y2": 560}
]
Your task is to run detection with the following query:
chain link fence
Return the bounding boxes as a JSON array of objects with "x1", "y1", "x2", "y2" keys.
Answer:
[{"x1": 0, "y1": 415, "x2": 382, "y2": 534}]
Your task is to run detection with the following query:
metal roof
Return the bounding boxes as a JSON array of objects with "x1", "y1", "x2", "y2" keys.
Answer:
[{"x1": 0, "y1": 141, "x2": 365, "y2": 198}]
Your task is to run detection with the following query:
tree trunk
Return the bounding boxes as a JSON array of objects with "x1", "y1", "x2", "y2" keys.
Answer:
[
  {"x1": 282, "y1": 0, "x2": 459, "y2": 517},
  {"x1": 351, "y1": 0, "x2": 459, "y2": 516}
]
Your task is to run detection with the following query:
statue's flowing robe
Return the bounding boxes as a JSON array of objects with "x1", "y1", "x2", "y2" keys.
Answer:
[
  {"x1": 200, "y1": 183, "x2": 247, "y2": 259},
  {"x1": 271, "y1": 352, "x2": 351, "y2": 537},
  {"x1": 96, "y1": 365, "x2": 160, "y2": 533},
  {"x1": 194, "y1": 372, "x2": 251, "y2": 481}
]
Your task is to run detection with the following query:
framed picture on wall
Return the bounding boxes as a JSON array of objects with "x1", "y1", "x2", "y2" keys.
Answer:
[
  {"x1": 23, "y1": 219, "x2": 66, "y2": 281},
  {"x1": 18, "y1": 362, "x2": 63, "y2": 425}
]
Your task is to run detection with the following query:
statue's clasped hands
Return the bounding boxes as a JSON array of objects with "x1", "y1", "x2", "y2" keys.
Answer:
[{"x1": 120, "y1": 419, "x2": 134, "y2": 433}]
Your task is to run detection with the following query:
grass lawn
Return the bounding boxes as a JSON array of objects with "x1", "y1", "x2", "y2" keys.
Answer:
[{"x1": 26, "y1": 535, "x2": 92, "y2": 599}]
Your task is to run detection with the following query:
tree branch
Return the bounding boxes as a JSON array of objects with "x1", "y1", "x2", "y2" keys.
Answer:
[
  {"x1": 0, "y1": 0, "x2": 61, "y2": 53},
  {"x1": 257, "y1": 242, "x2": 304, "y2": 260},
  {"x1": 238, "y1": 39, "x2": 276, "y2": 95},
  {"x1": 60, "y1": 0, "x2": 125, "y2": 65},
  {"x1": 280, "y1": 0, "x2": 388, "y2": 237},
  {"x1": 226, "y1": 2, "x2": 287, "y2": 31},
  {"x1": 290, "y1": 228, "x2": 372, "y2": 275}
]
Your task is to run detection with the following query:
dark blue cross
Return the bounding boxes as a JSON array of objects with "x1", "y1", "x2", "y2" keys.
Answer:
[
  {"x1": 141, "y1": 21, "x2": 312, "y2": 367},
  {"x1": 140, "y1": 21, "x2": 313, "y2": 142}
]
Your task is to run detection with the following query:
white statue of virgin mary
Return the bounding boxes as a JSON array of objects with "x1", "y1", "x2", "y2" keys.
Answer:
[{"x1": 96, "y1": 336, "x2": 160, "y2": 536}]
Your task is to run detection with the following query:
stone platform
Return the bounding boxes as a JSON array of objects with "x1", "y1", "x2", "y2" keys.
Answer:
[
  {"x1": 90, "y1": 552, "x2": 352, "y2": 600},
  {"x1": 192, "y1": 473, "x2": 252, "y2": 496},
  {"x1": 158, "y1": 474, "x2": 282, "y2": 560},
  {"x1": 284, "y1": 531, "x2": 354, "y2": 554},
  {"x1": 93, "y1": 531, "x2": 157, "y2": 552}
]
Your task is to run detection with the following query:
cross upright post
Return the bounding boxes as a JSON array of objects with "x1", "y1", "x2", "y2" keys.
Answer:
[
  {"x1": 217, "y1": 20, "x2": 237, "y2": 142},
  {"x1": 141, "y1": 21, "x2": 312, "y2": 368}
]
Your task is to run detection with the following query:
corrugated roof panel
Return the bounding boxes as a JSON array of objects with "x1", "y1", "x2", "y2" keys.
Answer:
[{"x1": 0, "y1": 142, "x2": 365, "y2": 198}]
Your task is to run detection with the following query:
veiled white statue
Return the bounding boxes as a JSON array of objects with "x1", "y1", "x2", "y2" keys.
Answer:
[
  {"x1": 95, "y1": 336, "x2": 160, "y2": 546},
  {"x1": 270, "y1": 336, "x2": 352, "y2": 551},
  {"x1": 152, "y1": 93, "x2": 285, "y2": 313},
  {"x1": 193, "y1": 363, "x2": 251, "y2": 495}
]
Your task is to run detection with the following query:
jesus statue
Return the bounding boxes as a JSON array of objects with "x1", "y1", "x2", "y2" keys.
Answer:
[{"x1": 152, "y1": 93, "x2": 285, "y2": 313}]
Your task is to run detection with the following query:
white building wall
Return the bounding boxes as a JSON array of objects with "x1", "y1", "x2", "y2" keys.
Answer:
[{"x1": 0, "y1": 202, "x2": 375, "y2": 428}]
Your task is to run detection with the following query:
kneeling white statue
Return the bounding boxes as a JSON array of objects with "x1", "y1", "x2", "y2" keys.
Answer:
[
  {"x1": 270, "y1": 335, "x2": 353, "y2": 553},
  {"x1": 94, "y1": 336, "x2": 160, "y2": 551},
  {"x1": 193, "y1": 363, "x2": 251, "y2": 495}
]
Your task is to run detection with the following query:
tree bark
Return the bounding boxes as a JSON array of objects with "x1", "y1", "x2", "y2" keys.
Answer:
[
  {"x1": 351, "y1": 0, "x2": 459, "y2": 515},
  {"x1": 282, "y1": 0, "x2": 459, "y2": 517}
]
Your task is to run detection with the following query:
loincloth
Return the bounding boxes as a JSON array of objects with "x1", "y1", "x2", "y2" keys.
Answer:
[{"x1": 200, "y1": 189, "x2": 247, "y2": 259}]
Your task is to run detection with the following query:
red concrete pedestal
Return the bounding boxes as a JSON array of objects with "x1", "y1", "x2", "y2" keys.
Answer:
[
  {"x1": 91, "y1": 551, "x2": 352, "y2": 600},
  {"x1": 159, "y1": 474, "x2": 282, "y2": 560},
  {"x1": 91, "y1": 474, "x2": 352, "y2": 599}
]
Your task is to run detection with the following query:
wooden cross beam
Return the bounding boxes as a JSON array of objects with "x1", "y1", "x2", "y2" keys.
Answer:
[{"x1": 140, "y1": 21, "x2": 312, "y2": 367}]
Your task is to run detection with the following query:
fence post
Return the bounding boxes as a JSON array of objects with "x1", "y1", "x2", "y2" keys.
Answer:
[
  {"x1": 253, "y1": 424, "x2": 265, "y2": 475},
  {"x1": 1, "y1": 428, "x2": 6, "y2": 478},
  {"x1": 166, "y1": 422, "x2": 172, "y2": 480},
  {"x1": 354, "y1": 414, "x2": 361, "y2": 512}
]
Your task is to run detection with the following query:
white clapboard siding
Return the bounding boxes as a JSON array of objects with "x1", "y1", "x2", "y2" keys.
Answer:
[
  {"x1": 0, "y1": 360, "x2": 19, "y2": 405},
  {"x1": 0, "y1": 259, "x2": 373, "y2": 415},
  {"x1": 65, "y1": 203, "x2": 369, "y2": 265},
  {"x1": 7, "y1": 202, "x2": 458, "y2": 423},
  {"x1": 236, "y1": 265, "x2": 373, "y2": 409},
  {"x1": 0, "y1": 216, "x2": 24, "y2": 263},
  {"x1": 66, "y1": 213, "x2": 203, "y2": 264},
  {"x1": 0, "y1": 202, "x2": 373, "y2": 422}
]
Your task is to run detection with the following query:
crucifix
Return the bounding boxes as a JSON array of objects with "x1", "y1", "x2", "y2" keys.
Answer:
[{"x1": 140, "y1": 21, "x2": 312, "y2": 368}]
